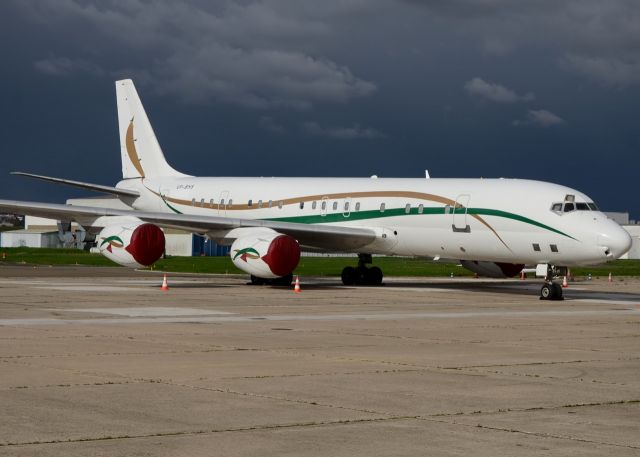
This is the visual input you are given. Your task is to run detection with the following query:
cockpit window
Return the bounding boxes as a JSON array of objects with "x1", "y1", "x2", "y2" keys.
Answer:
[{"x1": 552, "y1": 201, "x2": 599, "y2": 214}]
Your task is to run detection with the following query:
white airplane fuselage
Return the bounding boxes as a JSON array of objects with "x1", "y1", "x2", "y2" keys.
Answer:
[{"x1": 118, "y1": 175, "x2": 630, "y2": 266}]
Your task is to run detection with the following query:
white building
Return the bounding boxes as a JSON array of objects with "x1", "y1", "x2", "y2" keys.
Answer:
[
  {"x1": 1, "y1": 229, "x2": 62, "y2": 248},
  {"x1": 620, "y1": 225, "x2": 640, "y2": 260}
]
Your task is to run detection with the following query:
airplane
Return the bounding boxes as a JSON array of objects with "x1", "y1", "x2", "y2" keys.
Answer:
[{"x1": 0, "y1": 79, "x2": 631, "y2": 301}]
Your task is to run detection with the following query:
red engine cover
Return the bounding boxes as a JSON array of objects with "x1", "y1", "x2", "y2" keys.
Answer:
[
  {"x1": 261, "y1": 235, "x2": 301, "y2": 277},
  {"x1": 124, "y1": 223, "x2": 165, "y2": 266}
]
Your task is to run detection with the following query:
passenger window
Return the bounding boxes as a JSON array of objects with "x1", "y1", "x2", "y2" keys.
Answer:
[
  {"x1": 220, "y1": 198, "x2": 225, "y2": 206},
  {"x1": 344, "y1": 201, "x2": 350, "y2": 211},
  {"x1": 248, "y1": 199, "x2": 253, "y2": 207},
  {"x1": 299, "y1": 201, "x2": 304, "y2": 209},
  {"x1": 444, "y1": 205, "x2": 450, "y2": 214},
  {"x1": 258, "y1": 200, "x2": 263, "y2": 208},
  {"x1": 532, "y1": 243, "x2": 541, "y2": 252},
  {"x1": 355, "y1": 202, "x2": 360, "y2": 211},
  {"x1": 418, "y1": 204, "x2": 424, "y2": 214},
  {"x1": 321, "y1": 201, "x2": 326, "y2": 210},
  {"x1": 210, "y1": 199, "x2": 214, "y2": 207},
  {"x1": 405, "y1": 203, "x2": 411, "y2": 214},
  {"x1": 550, "y1": 244, "x2": 559, "y2": 253},
  {"x1": 312, "y1": 201, "x2": 317, "y2": 210},
  {"x1": 278, "y1": 200, "x2": 283, "y2": 209},
  {"x1": 191, "y1": 198, "x2": 196, "y2": 206},
  {"x1": 332, "y1": 201, "x2": 338, "y2": 210},
  {"x1": 551, "y1": 203, "x2": 562, "y2": 212},
  {"x1": 228, "y1": 199, "x2": 233, "y2": 208},
  {"x1": 268, "y1": 200, "x2": 273, "y2": 208},
  {"x1": 200, "y1": 198, "x2": 205, "y2": 207},
  {"x1": 380, "y1": 203, "x2": 386, "y2": 212},
  {"x1": 563, "y1": 203, "x2": 575, "y2": 212}
]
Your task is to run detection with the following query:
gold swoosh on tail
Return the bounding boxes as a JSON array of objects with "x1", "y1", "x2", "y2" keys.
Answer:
[{"x1": 126, "y1": 120, "x2": 145, "y2": 178}]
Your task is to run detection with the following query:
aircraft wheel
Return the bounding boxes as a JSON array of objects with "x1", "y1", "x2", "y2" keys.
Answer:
[
  {"x1": 551, "y1": 282, "x2": 564, "y2": 300},
  {"x1": 367, "y1": 266, "x2": 383, "y2": 286},
  {"x1": 341, "y1": 266, "x2": 357, "y2": 285},
  {"x1": 540, "y1": 284, "x2": 552, "y2": 300},
  {"x1": 540, "y1": 282, "x2": 564, "y2": 300}
]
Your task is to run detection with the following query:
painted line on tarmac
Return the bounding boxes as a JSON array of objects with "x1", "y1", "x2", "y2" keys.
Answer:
[
  {"x1": 572, "y1": 299, "x2": 640, "y2": 306},
  {"x1": 0, "y1": 309, "x2": 638, "y2": 326},
  {"x1": 64, "y1": 307, "x2": 233, "y2": 317}
]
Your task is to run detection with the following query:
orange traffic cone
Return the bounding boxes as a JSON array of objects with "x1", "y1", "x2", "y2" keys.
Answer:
[
  {"x1": 608, "y1": 272, "x2": 612, "y2": 283},
  {"x1": 294, "y1": 275, "x2": 301, "y2": 293},
  {"x1": 161, "y1": 274, "x2": 169, "y2": 291},
  {"x1": 520, "y1": 270, "x2": 526, "y2": 280},
  {"x1": 562, "y1": 276, "x2": 568, "y2": 288}
]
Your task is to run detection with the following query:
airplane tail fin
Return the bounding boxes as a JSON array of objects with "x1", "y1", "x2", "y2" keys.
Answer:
[{"x1": 116, "y1": 79, "x2": 187, "y2": 179}]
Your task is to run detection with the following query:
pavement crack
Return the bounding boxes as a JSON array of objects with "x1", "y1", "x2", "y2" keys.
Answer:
[{"x1": 0, "y1": 416, "x2": 416, "y2": 448}]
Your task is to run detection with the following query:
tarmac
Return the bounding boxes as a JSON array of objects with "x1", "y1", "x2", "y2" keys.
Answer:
[{"x1": 1, "y1": 264, "x2": 639, "y2": 456}]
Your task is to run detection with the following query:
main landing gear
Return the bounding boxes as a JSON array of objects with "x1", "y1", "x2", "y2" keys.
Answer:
[
  {"x1": 539, "y1": 265, "x2": 566, "y2": 301},
  {"x1": 341, "y1": 254, "x2": 383, "y2": 286}
]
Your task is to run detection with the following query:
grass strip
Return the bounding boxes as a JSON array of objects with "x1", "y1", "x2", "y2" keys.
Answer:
[{"x1": 0, "y1": 247, "x2": 638, "y2": 277}]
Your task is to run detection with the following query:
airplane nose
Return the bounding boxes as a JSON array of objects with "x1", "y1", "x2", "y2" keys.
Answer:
[{"x1": 598, "y1": 223, "x2": 632, "y2": 259}]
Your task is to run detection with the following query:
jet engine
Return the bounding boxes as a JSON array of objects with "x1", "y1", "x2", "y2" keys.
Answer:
[
  {"x1": 230, "y1": 233, "x2": 300, "y2": 279},
  {"x1": 460, "y1": 260, "x2": 524, "y2": 278},
  {"x1": 98, "y1": 222, "x2": 165, "y2": 268}
]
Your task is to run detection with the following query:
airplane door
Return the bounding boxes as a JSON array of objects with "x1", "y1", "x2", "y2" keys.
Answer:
[
  {"x1": 452, "y1": 194, "x2": 470, "y2": 232},
  {"x1": 219, "y1": 190, "x2": 230, "y2": 216}
]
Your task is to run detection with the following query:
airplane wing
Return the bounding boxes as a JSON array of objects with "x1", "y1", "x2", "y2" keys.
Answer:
[{"x1": 0, "y1": 199, "x2": 377, "y2": 251}]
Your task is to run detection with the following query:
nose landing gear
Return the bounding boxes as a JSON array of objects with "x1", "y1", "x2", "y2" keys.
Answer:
[
  {"x1": 341, "y1": 253, "x2": 383, "y2": 286},
  {"x1": 539, "y1": 265, "x2": 566, "y2": 300}
]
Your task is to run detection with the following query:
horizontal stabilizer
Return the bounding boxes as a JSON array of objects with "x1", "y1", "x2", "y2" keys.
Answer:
[{"x1": 11, "y1": 172, "x2": 139, "y2": 198}]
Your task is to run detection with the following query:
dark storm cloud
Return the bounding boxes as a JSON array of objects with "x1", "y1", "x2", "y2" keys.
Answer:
[
  {"x1": 14, "y1": 0, "x2": 380, "y2": 108},
  {"x1": 464, "y1": 78, "x2": 534, "y2": 104},
  {"x1": 513, "y1": 110, "x2": 566, "y2": 128},
  {"x1": 410, "y1": 0, "x2": 640, "y2": 83},
  {"x1": 302, "y1": 122, "x2": 385, "y2": 140}
]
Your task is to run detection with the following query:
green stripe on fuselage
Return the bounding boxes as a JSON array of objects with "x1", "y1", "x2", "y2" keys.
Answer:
[{"x1": 263, "y1": 207, "x2": 575, "y2": 240}]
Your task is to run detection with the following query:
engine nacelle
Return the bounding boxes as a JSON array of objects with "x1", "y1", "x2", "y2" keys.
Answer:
[
  {"x1": 230, "y1": 233, "x2": 300, "y2": 279},
  {"x1": 461, "y1": 260, "x2": 524, "y2": 278},
  {"x1": 98, "y1": 222, "x2": 165, "y2": 268}
]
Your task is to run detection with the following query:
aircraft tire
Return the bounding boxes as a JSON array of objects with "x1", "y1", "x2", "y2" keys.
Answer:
[
  {"x1": 540, "y1": 284, "x2": 552, "y2": 300},
  {"x1": 341, "y1": 266, "x2": 357, "y2": 285},
  {"x1": 551, "y1": 282, "x2": 564, "y2": 300},
  {"x1": 367, "y1": 266, "x2": 383, "y2": 286}
]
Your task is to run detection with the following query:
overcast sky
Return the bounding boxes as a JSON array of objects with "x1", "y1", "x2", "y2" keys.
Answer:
[{"x1": 2, "y1": 0, "x2": 639, "y2": 217}]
